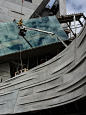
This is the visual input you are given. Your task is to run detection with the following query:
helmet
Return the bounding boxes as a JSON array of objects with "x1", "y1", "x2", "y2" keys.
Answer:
[{"x1": 20, "y1": 19, "x2": 22, "y2": 21}]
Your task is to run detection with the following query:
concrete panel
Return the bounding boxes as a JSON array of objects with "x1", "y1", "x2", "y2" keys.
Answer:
[
  {"x1": 0, "y1": 13, "x2": 15, "y2": 22},
  {"x1": 22, "y1": 7, "x2": 34, "y2": 16},
  {"x1": 0, "y1": 0, "x2": 42, "y2": 22},
  {"x1": 0, "y1": 0, "x2": 4, "y2": 6},
  {"x1": 32, "y1": 0, "x2": 43, "y2": 5},
  {"x1": 0, "y1": 0, "x2": 50, "y2": 22},
  {"x1": 6, "y1": 0, "x2": 38, "y2": 10},
  {"x1": 9, "y1": 10, "x2": 21, "y2": 19},
  {"x1": 2, "y1": 1, "x2": 21, "y2": 13},
  {"x1": 0, "y1": 90, "x2": 18, "y2": 114},
  {"x1": 0, "y1": 6, "x2": 8, "y2": 15},
  {"x1": 59, "y1": 0, "x2": 66, "y2": 15}
]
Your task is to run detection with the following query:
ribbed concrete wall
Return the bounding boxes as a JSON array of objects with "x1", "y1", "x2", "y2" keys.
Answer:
[{"x1": 0, "y1": 21, "x2": 85, "y2": 114}]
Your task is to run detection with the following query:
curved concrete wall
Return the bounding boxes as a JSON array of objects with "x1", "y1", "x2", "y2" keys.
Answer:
[{"x1": 0, "y1": 22, "x2": 86, "y2": 114}]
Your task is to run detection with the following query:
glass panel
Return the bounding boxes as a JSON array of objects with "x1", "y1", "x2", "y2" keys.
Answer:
[
  {"x1": 49, "y1": 16, "x2": 68, "y2": 41},
  {"x1": 5, "y1": 22, "x2": 19, "y2": 40},
  {"x1": 0, "y1": 16, "x2": 68, "y2": 57},
  {"x1": 0, "y1": 44, "x2": 5, "y2": 56},
  {"x1": 1, "y1": 41, "x2": 16, "y2": 55}
]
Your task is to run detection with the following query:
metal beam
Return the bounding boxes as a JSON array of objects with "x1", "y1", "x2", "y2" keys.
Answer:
[
  {"x1": 25, "y1": 27, "x2": 68, "y2": 48},
  {"x1": 78, "y1": 19, "x2": 83, "y2": 27},
  {"x1": 23, "y1": 36, "x2": 33, "y2": 48},
  {"x1": 62, "y1": 15, "x2": 76, "y2": 37},
  {"x1": 57, "y1": 13, "x2": 85, "y2": 23}
]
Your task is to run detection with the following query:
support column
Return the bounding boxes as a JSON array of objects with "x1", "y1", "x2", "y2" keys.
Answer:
[
  {"x1": 59, "y1": 0, "x2": 67, "y2": 27},
  {"x1": 27, "y1": 58, "x2": 29, "y2": 69},
  {"x1": 16, "y1": 61, "x2": 19, "y2": 71},
  {"x1": 46, "y1": 54, "x2": 47, "y2": 61},
  {"x1": 37, "y1": 56, "x2": 38, "y2": 66},
  {"x1": 69, "y1": 22, "x2": 72, "y2": 38},
  {"x1": 74, "y1": 15, "x2": 77, "y2": 34},
  {"x1": 59, "y1": 0, "x2": 66, "y2": 16},
  {"x1": 78, "y1": 19, "x2": 83, "y2": 27}
]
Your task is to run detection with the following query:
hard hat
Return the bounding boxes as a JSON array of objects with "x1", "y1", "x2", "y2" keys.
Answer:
[{"x1": 20, "y1": 19, "x2": 22, "y2": 21}]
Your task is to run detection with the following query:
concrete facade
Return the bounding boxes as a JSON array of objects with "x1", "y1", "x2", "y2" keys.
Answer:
[
  {"x1": 0, "y1": 0, "x2": 49, "y2": 22},
  {"x1": 59, "y1": 0, "x2": 66, "y2": 15},
  {"x1": 0, "y1": 21, "x2": 85, "y2": 114},
  {"x1": 0, "y1": 0, "x2": 67, "y2": 23}
]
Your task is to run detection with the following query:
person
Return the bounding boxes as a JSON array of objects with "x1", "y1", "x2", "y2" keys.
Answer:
[
  {"x1": 18, "y1": 19, "x2": 24, "y2": 26},
  {"x1": 13, "y1": 19, "x2": 27, "y2": 36},
  {"x1": 13, "y1": 19, "x2": 24, "y2": 26}
]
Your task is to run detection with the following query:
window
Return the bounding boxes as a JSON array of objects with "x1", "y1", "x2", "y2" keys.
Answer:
[{"x1": 24, "y1": 0, "x2": 32, "y2": 3}]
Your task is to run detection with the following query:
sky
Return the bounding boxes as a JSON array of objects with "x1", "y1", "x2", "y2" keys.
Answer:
[
  {"x1": 47, "y1": 0, "x2": 86, "y2": 16},
  {"x1": 46, "y1": 0, "x2": 55, "y2": 9},
  {"x1": 66, "y1": 0, "x2": 86, "y2": 16},
  {"x1": 66, "y1": 0, "x2": 86, "y2": 33},
  {"x1": 47, "y1": 0, "x2": 86, "y2": 33}
]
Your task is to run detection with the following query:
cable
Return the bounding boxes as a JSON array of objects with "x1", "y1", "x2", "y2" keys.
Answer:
[
  {"x1": 21, "y1": 0, "x2": 23, "y2": 17},
  {"x1": 19, "y1": 35, "x2": 23, "y2": 69}
]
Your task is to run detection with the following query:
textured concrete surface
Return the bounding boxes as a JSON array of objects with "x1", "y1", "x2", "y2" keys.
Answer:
[
  {"x1": 0, "y1": 0, "x2": 49, "y2": 22},
  {"x1": 0, "y1": 20, "x2": 86, "y2": 114},
  {"x1": 0, "y1": 0, "x2": 67, "y2": 22},
  {"x1": 59, "y1": 0, "x2": 66, "y2": 15}
]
